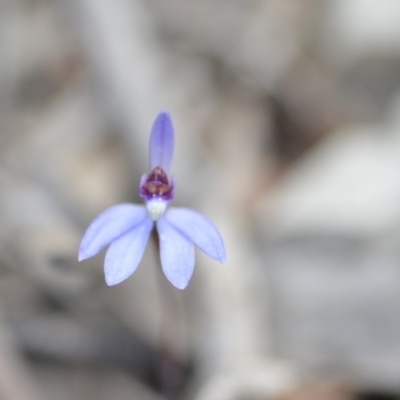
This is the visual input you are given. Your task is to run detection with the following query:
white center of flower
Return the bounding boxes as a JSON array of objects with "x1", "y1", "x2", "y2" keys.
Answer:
[{"x1": 146, "y1": 199, "x2": 167, "y2": 220}]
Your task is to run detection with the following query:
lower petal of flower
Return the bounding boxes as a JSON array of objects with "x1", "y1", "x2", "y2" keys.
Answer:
[
  {"x1": 104, "y1": 216, "x2": 154, "y2": 286},
  {"x1": 79, "y1": 204, "x2": 148, "y2": 261},
  {"x1": 165, "y1": 207, "x2": 226, "y2": 264},
  {"x1": 156, "y1": 217, "x2": 195, "y2": 289}
]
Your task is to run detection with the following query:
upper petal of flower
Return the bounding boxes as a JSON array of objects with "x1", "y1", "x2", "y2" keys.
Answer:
[
  {"x1": 165, "y1": 207, "x2": 226, "y2": 264},
  {"x1": 156, "y1": 217, "x2": 195, "y2": 289},
  {"x1": 104, "y1": 216, "x2": 153, "y2": 286},
  {"x1": 79, "y1": 204, "x2": 147, "y2": 261},
  {"x1": 149, "y1": 111, "x2": 174, "y2": 172}
]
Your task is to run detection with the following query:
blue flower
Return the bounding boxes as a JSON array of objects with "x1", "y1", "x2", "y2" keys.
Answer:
[{"x1": 78, "y1": 111, "x2": 226, "y2": 289}]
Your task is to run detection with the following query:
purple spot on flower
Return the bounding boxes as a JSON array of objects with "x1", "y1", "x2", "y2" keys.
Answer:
[{"x1": 139, "y1": 167, "x2": 174, "y2": 201}]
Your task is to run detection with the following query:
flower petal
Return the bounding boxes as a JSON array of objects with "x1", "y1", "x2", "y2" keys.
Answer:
[
  {"x1": 165, "y1": 207, "x2": 226, "y2": 264},
  {"x1": 79, "y1": 204, "x2": 147, "y2": 261},
  {"x1": 157, "y1": 217, "x2": 195, "y2": 289},
  {"x1": 149, "y1": 111, "x2": 174, "y2": 172},
  {"x1": 104, "y1": 216, "x2": 154, "y2": 285}
]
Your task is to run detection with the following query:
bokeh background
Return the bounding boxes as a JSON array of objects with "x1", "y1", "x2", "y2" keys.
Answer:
[{"x1": 1, "y1": 0, "x2": 400, "y2": 399}]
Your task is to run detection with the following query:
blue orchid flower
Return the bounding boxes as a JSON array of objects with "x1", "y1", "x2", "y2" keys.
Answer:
[{"x1": 78, "y1": 111, "x2": 226, "y2": 289}]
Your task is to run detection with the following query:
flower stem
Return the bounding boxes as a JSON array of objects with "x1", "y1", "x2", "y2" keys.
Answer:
[{"x1": 151, "y1": 230, "x2": 189, "y2": 399}]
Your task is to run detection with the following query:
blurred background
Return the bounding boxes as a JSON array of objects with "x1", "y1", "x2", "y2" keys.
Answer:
[{"x1": 1, "y1": 0, "x2": 400, "y2": 399}]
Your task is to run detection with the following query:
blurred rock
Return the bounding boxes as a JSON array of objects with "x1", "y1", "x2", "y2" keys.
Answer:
[
  {"x1": 150, "y1": 0, "x2": 315, "y2": 89},
  {"x1": 322, "y1": 0, "x2": 400, "y2": 68},
  {"x1": 280, "y1": 380, "x2": 355, "y2": 400},
  {"x1": 257, "y1": 125, "x2": 400, "y2": 237},
  {"x1": 255, "y1": 90, "x2": 400, "y2": 391}
]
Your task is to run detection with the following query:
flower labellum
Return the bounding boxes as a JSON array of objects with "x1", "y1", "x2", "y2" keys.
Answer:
[{"x1": 78, "y1": 111, "x2": 226, "y2": 289}]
